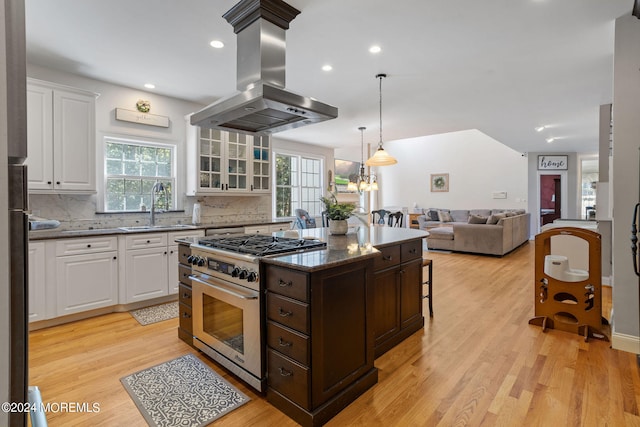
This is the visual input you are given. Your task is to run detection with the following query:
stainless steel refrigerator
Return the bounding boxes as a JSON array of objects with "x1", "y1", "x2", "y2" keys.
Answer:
[{"x1": 4, "y1": 0, "x2": 29, "y2": 426}]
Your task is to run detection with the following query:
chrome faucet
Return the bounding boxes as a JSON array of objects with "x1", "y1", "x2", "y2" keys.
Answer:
[{"x1": 150, "y1": 182, "x2": 166, "y2": 226}]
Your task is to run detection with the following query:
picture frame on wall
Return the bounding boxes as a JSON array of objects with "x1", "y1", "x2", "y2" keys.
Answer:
[
  {"x1": 430, "y1": 173, "x2": 449, "y2": 192},
  {"x1": 538, "y1": 155, "x2": 568, "y2": 170}
]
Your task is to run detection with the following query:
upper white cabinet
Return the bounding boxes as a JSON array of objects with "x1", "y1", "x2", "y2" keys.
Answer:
[
  {"x1": 185, "y1": 115, "x2": 271, "y2": 195},
  {"x1": 26, "y1": 78, "x2": 97, "y2": 193}
]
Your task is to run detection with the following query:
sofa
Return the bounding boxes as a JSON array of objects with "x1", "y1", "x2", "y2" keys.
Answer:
[{"x1": 417, "y1": 208, "x2": 530, "y2": 256}]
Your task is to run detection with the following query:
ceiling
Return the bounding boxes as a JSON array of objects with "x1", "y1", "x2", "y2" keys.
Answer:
[{"x1": 24, "y1": 0, "x2": 633, "y2": 154}]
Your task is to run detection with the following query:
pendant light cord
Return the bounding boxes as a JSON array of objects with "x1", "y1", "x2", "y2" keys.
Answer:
[{"x1": 378, "y1": 74, "x2": 384, "y2": 149}]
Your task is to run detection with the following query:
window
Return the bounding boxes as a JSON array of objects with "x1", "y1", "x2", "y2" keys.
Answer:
[
  {"x1": 275, "y1": 152, "x2": 323, "y2": 218},
  {"x1": 104, "y1": 138, "x2": 176, "y2": 212}
]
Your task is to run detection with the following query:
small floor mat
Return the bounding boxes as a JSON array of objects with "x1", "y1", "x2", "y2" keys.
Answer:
[
  {"x1": 130, "y1": 301, "x2": 178, "y2": 325},
  {"x1": 121, "y1": 353, "x2": 249, "y2": 427}
]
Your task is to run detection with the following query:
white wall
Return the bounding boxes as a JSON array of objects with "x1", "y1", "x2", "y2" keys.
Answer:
[
  {"x1": 377, "y1": 129, "x2": 528, "y2": 211},
  {"x1": 611, "y1": 14, "x2": 640, "y2": 353}
]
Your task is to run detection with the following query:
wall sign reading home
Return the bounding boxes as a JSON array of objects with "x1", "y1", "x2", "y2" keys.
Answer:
[{"x1": 538, "y1": 155, "x2": 568, "y2": 170}]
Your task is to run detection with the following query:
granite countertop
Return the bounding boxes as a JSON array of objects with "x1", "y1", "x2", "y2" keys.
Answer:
[
  {"x1": 261, "y1": 226, "x2": 428, "y2": 272},
  {"x1": 28, "y1": 221, "x2": 291, "y2": 241}
]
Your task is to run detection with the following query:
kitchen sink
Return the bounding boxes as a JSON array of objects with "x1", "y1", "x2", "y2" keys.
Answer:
[{"x1": 118, "y1": 224, "x2": 197, "y2": 232}]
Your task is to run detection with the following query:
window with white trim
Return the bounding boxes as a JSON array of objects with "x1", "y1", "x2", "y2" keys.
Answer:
[
  {"x1": 275, "y1": 152, "x2": 323, "y2": 218},
  {"x1": 104, "y1": 138, "x2": 176, "y2": 212}
]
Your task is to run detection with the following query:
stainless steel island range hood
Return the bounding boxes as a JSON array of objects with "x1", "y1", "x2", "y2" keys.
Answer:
[{"x1": 190, "y1": 0, "x2": 338, "y2": 135}]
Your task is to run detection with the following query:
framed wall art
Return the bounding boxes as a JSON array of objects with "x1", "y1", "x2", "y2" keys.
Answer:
[{"x1": 431, "y1": 173, "x2": 449, "y2": 192}]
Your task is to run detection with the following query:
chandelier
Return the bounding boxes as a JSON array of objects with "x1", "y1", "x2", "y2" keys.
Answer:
[
  {"x1": 347, "y1": 127, "x2": 378, "y2": 192},
  {"x1": 366, "y1": 73, "x2": 398, "y2": 166}
]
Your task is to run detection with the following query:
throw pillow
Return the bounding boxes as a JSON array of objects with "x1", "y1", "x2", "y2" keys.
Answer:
[
  {"x1": 438, "y1": 210, "x2": 453, "y2": 222},
  {"x1": 505, "y1": 211, "x2": 516, "y2": 217},
  {"x1": 468, "y1": 214, "x2": 488, "y2": 224},
  {"x1": 428, "y1": 209, "x2": 439, "y2": 221},
  {"x1": 487, "y1": 213, "x2": 506, "y2": 224}
]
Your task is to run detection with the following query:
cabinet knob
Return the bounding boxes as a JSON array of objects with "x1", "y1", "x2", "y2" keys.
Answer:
[
  {"x1": 278, "y1": 279, "x2": 292, "y2": 288},
  {"x1": 278, "y1": 337, "x2": 292, "y2": 347},
  {"x1": 56, "y1": 181, "x2": 61, "y2": 185},
  {"x1": 47, "y1": 181, "x2": 52, "y2": 185},
  {"x1": 146, "y1": 240, "x2": 151, "y2": 244},
  {"x1": 383, "y1": 255, "x2": 393, "y2": 261},
  {"x1": 278, "y1": 307, "x2": 292, "y2": 317},
  {"x1": 278, "y1": 367, "x2": 293, "y2": 377},
  {"x1": 182, "y1": 312, "x2": 191, "y2": 319},
  {"x1": 87, "y1": 244, "x2": 91, "y2": 248},
  {"x1": 113, "y1": 256, "x2": 117, "y2": 260},
  {"x1": 164, "y1": 251, "x2": 167, "y2": 255}
]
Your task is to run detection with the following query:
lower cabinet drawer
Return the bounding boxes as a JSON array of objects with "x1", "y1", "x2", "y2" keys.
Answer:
[
  {"x1": 267, "y1": 293, "x2": 309, "y2": 334},
  {"x1": 267, "y1": 321, "x2": 310, "y2": 365},
  {"x1": 179, "y1": 302, "x2": 192, "y2": 334},
  {"x1": 179, "y1": 283, "x2": 192, "y2": 306},
  {"x1": 268, "y1": 349, "x2": 309, "y2": 409},
  {"x1": 178, "y1": 265, "x2": 192, "y2": 286}
]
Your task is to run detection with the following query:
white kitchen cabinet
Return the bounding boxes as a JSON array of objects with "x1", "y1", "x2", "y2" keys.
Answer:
[
  {"x1": 55, "y1": 237, "x2": 118, "y2": 317},
  {"x1": 122, "y1": 233, "x2": 168, "y2": 303},
  {"x1": 121, "y1": 230, "x2": 204, "y2": 303},
  {"x1": 26, "y1": 78, "x2": 97, "y2": 193},
  {"x1": 269, "y1": 223, "x2": 290, "y2": 232},
  {"x1": 185, "y1": 115, "x2": 271, "y2": 195},
  {"x1": 245, "y1": 225, "x2": 270, "y2": 234},
  {"x1": 28, "y1": 242, "x2": 46, "y2": 322}
]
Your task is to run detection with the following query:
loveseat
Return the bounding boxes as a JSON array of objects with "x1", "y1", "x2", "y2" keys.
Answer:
[{"x1": 417, "y1": 209, "x2": 530, "y2": 256}]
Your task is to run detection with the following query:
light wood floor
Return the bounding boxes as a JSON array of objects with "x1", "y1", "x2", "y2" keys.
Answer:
[{"x1": 29, "y1": 241, "x2": 640, "y2": 426}]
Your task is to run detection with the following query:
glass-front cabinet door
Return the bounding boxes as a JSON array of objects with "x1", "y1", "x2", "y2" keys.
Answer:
[
  {"x1": 226, "y1": 133, "x2": 249, "y2": 191},
  {"x1": 252, "y1": 135, "x2": 270, "y2": 192},
  {"x1": 199, "y1": 128, "x2": 223, "y2": 191}
]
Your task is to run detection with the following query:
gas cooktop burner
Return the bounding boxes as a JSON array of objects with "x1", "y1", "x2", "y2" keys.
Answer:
[{"x1": 197, "y1": 234, "x2": 326, "y2": 256}]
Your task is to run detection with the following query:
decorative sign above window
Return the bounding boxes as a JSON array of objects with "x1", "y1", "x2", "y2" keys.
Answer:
[
  {"x1": 115, "y1": 108, "x2": 170, "y2": 128},
  {"x1": 538, "y1": 155, "x2": 568, "y2": 170}
]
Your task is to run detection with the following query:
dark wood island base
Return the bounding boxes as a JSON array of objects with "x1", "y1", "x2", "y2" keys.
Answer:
[{"x1": 267, "y1": 367, "x2": 378, "y2": 427}]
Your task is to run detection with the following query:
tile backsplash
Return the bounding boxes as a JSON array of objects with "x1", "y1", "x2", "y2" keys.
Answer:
[{"x1": 29, "y1": 193, "x2": 273, "y2": 230}]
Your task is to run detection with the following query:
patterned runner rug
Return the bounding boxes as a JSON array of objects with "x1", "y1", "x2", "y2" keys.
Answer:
[
  {"x1": 130, "y1": 301, "x2": 178, "y2": 325},
  {"x1": 121, "y1": 353, "x2": 249, "y2": 427}
]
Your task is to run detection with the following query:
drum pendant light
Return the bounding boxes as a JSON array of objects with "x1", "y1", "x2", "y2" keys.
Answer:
[{"x1": 366, "y1": 73, "x2": 397, "y2": 166}]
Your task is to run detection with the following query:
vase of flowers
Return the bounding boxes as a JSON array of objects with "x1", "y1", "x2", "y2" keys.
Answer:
[{"x1": 320, "y1": 193, "x2": 355, "y2": 235}]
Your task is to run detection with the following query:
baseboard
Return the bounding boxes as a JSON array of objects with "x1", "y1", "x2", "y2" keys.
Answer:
[{"x1": 611, "y1": 331, "x2": 640, "y2": 355}]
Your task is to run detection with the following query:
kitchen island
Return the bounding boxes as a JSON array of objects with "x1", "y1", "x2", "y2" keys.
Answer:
[{"x1": 261, "y1": 226, "x2": 428, "y2": 426}]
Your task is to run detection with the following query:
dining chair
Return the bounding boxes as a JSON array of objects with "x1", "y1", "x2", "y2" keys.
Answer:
[
  {"x1": 371, "y1": 209, "x2": 390, "y2": 225},
  {"x1": 388, "y1": 211, "x2": 403, "y2": 227}
]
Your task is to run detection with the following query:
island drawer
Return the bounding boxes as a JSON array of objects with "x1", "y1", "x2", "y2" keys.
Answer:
[
  {"x1": 401, "y1": 240, "x2": 422, "y2": 262},
  {"x1": 268, "y1": 349, "x2": 309, "y2": 409},
  {"x1": 178, "y1": 265, "x2": 192, "y2": 285},
  {"x1": 267, "y1": 293, "x2": 310, "y2": 334},
  {"x1": 266, "y1": 266, "x2": 309, "y2": 302},
  {"x1": 373, "y1": 244, "x2": 401, "y2": 270},
  {"x1": 179, "y1": 302, "x2": 192, "y2": 334},
  {"x1": 267, "y1": 321, "x2": 310, "y2": 365},
  {"x1": 178, "y1": 244, "x2": 191, "y2": 265},
  {"x1": 178, "y1": 283, "x2": 192, "y2": 305}
]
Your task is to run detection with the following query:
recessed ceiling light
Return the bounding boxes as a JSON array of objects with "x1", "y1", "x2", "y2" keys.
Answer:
[
  {"x1": 369, "y1": 45, "x2": 381, "y2": 54},
  {"x1": 535, "y1": 125, "x2": 546, "y2": 132},
  {"x1": 209, "y1": 40, "x2": 224, "y2": 48},
  {"x1": 144, "y1": 83, "x2": 155, "y2": 89},
  {"x1": 322, "y1": 64, "x2": 333, "y2": 71},
  {"x1": 546, "y1": 137, "x2": 555, "y2": 143}
]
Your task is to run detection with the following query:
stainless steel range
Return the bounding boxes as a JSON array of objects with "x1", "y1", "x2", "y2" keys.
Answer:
[{"x1": 188, "y1": 234, "x2": 326, "y2": 391}]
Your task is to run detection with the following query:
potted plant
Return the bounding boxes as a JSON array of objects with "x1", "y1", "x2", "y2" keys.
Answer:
[{"x1": 320, "y1": 193, "x2": 355, "y2": 235}]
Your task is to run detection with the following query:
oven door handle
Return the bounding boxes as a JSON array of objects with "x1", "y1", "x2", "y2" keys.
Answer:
[{"x1": 190, "y1": 275, "x2": 259, "y2": 300}]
